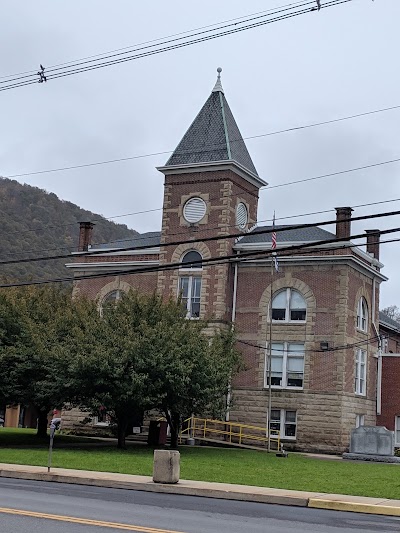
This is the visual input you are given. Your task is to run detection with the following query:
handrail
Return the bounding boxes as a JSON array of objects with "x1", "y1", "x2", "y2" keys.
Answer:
[{"x1": 180, "y1": 416, "x2": 280, "y2": 451}]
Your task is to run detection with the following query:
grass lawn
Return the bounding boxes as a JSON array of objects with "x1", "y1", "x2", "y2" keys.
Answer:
[{"x1": 1, "y1": 429, "x2": 400, "y2": 499}]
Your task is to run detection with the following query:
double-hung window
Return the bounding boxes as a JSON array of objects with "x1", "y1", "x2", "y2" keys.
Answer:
[
  {"x1": 271, "y1": 289, "x2": 306, "y2": 322},
  {"x1": 355, "y1": 414, "x2": 365, "y2": 428},
  {"x1": 355, "y1": 349, "x2": 367, "y2": 395},
  {"x1": 357, "y1": 298, "x2": 368, "y2": 332},
  {"x1": 179, "y1": 251, "x2": 202, "y2": 319},
  {"x1": 266, "y1": 342, "x2": 304, "y2": 388},
  {"x1": 270, "y1": 409, "x2": 297, "y2": 439}
]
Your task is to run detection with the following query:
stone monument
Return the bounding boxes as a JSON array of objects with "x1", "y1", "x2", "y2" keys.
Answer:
[{"x1": 343, "y1": 426, "x2": 400, "y2": 463}]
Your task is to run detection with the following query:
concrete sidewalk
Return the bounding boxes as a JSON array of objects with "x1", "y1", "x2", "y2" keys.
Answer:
[{"x1": 1, "y1": 462, "x2": 400, "y2": 517}]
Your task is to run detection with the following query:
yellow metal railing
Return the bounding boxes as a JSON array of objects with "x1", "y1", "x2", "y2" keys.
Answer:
[{"x1": 180, "y1": 416, "x2": 280, "y2": 451}]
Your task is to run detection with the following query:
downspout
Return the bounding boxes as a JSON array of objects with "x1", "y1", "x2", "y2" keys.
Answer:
[
  {"x1": 371, "y1": 276, "x2": 382, "y2": 416},
  {"x1": 226, "y1": 252, "x2": 239, "y2": 422}
]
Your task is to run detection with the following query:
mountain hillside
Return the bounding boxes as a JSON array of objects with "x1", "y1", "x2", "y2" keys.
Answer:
[{"x1": 0, "y1": 178, "x2": 139, "y2": 283}]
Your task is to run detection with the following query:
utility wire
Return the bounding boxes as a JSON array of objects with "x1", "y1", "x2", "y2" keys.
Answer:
[
  {"x1": 0, "y1": 223, "x2": 397, "y2": 289},
  {"x1": 0, "y1": 1, "x2": 352, "y2": 92},
  {"x1": 4, "y1": 102, "x2": 400, "y2": 182},
  {"x1": 0, "y1": 209, "x2": 398, "y2": 268},
  {"x1": 0, "y1": 1, "x2": 309, "y2": 81}
]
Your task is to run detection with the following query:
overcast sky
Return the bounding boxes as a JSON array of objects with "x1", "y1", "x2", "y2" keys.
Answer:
[{"x1": 1, "y1": 0, "x2": 399, "y2": 308}]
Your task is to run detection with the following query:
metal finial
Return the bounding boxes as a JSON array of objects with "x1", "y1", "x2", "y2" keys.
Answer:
[{"x1": 212, "y1": 67, "x2": 224, "y2": 94}]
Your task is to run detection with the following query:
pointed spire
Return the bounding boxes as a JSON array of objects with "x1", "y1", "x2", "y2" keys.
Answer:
[
  {"x1": 158, "y1": 68, "x2": 266, "y2": 187},
  {"x1": 212, "y1": 67, "x2": 224, "y2": 94}
]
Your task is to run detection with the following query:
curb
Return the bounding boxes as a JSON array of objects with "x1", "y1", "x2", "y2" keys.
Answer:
[
  {"x1": 309, "y1": 498, "x2": 400, "y2": 517},
  {"x1": 0, "y1": 468, "x2": 311, "y2": 507},
  {"x1": 2, "y1": 466, "x2": 400, "y2": 517}
]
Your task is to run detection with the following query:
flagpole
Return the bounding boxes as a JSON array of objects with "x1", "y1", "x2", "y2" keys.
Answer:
[
  {"x1": 267, "y1": 257, "x2": 273, "y2": 452},
  {"x1": 267, "y1": 212, "x2": 277, "y2": 453}
]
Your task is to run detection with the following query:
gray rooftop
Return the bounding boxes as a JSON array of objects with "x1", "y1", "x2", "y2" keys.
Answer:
[
  {"x1": 379, "y1": 311, "x2": 400, "y2": 332},
  {"x1": 91, "y1": 231, "x2": 161, "y2": 250},
  {"x1": 164, "y1": 74, "x2": 258, "y2": 178},
  {"x1": 237, "y1": 225, "x2": 336, "y2": 246}
]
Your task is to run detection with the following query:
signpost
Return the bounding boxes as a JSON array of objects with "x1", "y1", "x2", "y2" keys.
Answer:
[{"x1": 47, "y1": 417, "x2": 61, "y2": 472}]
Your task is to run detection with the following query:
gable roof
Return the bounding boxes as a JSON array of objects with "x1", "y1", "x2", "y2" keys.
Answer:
[
  {"x1": 379, "y1": 311, "x2": 400, "y2": 332},
  {"x1": 90, "y1": 231, "x2": 161, "y2": 251},
  {"x1": 236, "y1": 225, "x2": 336, "y2": 247},
  {"x1": 163, "y1": 72, "x2": 259, "y2": 180}
]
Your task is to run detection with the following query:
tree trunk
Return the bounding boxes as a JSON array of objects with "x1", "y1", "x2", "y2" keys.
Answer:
[
  {"x1": 169, "y1": 411, "x2": 181, "y2": 449},
  {"x1": 117, "y1": 415, "x2": 128, "y2": 449},
  {"x1": 36, "y1": 409, "x2": 48, "y2": 438}
]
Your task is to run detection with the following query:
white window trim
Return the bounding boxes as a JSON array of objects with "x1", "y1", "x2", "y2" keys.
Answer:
[
  {"x1": 264, "y1": 342, "x2": 305, "y2": 390},
  {"x1": 355, "y1": 414, "x2": 365, "y2": 428},
  {"x1": 356, "y1": 297, "x2": 368, "y2": 333},
  {"x1": 355, "y1": 348, "x2": 367, "y2": 396},
  {"x1": 269, "y1": 409, "x2": 297, "y2": 440},
  {"x1": 271, "y1": 288, "x2": 306, "y2": 324},
  {"x1": 395, "y1": 416, "x2": 400, "y2": 446},
  {"x1": 178, "y1": 275, "x2": 202, "y2": 319}
]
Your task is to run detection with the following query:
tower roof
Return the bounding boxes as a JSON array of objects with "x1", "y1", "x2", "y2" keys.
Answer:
[{"x1": 161, "y1": 69, "x2": 261, "y2": 183}]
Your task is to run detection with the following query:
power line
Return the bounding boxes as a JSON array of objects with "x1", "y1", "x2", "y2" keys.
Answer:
[
  {"x1": 4, "y1": 102, "x2": 400, "y2": 182},
  {"x1": 237, "y1": 333, "x2": 381, "y2": 354},
  {"x1": 3, "y1": 178, "x2": 400, "y2": 261},
  {"x1": 0, "y1": 223, "x2": 397, "y2": 289},
  {"x1": 0, "y1": 2, "x2": 309, "y2": 82},
  {"x1": 0, "y1": 208, "x2": 398, "y2": 269},
  {"x1": 0, "y1": 1, "x2": 352, "y2": 92}
]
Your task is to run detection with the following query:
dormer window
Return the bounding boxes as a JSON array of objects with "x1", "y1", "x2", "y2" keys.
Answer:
[
  {"x1": 179, "y1": 251, "x2": 202, "y2": 318},
  {"x1": 271, "y1": 289, "x2": 306, "y2": 322},
  {"x1": 357, "y1": 297, "x2": 368, "y2": 332}
]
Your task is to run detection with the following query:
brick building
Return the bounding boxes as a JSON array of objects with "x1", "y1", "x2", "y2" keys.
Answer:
[
  {"x1": 377, "y1": 312, "x2": 400, "y2": 447},
  {"x1": 65, "y1": 70, "x2": 396, "y2": 453}
]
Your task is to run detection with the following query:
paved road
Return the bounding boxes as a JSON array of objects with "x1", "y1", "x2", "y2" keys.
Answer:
[{"x1": 0, "y1": 477, "x2": 399, "y2": 533}]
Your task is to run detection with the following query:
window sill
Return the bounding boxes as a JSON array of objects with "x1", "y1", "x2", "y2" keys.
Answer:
[
  {"x1": 354, "y1": 393, "x2": 366, "y2": 398},
  {"x1": 263, "y1": 386, "x2": 304, "y2": 391},
  {"x1": 356, "y1": 328, "x2": 368, "y2": 335},
  {"x1": 93, "y1": 422, "x2": 110, "y2": 427},
  {"x1": 271, "y1": 320, "x2": 306, "y2": 325}
]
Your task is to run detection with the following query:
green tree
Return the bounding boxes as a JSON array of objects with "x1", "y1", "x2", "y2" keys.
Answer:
[
  {"x1": 68, "y1": 290, "x2": 242, "y2": 449},
  {"x1": 0, "y1": 285, "x2": 77, "y2": 436},
  {"x1": 143, "y1": 319, "x2": 242, "y2": 448}
]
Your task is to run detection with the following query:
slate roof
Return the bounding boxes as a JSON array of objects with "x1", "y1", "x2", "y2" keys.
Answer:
[
  {"x1": 90, "y1": 231, "x2": 161, "y2": 250},
  {"x1": 379, "y1": 311, "x2": 400, "y2": 332},
  {"x1": 237, "y1": 225, "x2": 336, "y2": 246},
  {"x1": 165, "y1": 84, "x2": 258, "y2": 177}
]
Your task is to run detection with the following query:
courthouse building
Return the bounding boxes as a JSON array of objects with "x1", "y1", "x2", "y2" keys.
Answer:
[{"x1": 63, "y1": 70, "x2": 399, "y2": 452}]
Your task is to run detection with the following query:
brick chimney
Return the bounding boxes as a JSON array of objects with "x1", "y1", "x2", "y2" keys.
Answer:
[
  {"x1": 78, "y1": 222, "x2": 95, "y2": 252},
  {"x1": 366, "y1": 229, "x2": 380, "y2": 261},
  {"x1": 335, "y1": 207, "x2": 353, "y2": 240}
]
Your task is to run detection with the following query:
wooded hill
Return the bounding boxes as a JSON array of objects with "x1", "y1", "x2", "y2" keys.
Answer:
[{"x1": 0, "y1": 178, "x2": 138, "y2": 284}]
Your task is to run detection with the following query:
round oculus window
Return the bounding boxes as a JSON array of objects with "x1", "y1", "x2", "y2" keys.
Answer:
[
  {"x1": 183, "y1": 197, "x2": 207, "y2": 224},
  {"x1": 236, "y1": 202, "x2": 248, "y2": 229}
]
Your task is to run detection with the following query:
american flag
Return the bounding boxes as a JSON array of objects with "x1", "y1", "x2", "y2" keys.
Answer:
[
  {"x1": 271, "y1": 211, "x2": 278, "y2": 272},
  {"x1": 271, "y1": 211, "x2": 277, "y2": 250}
]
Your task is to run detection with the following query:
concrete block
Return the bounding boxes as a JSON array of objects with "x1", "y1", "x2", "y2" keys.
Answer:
[{"x1": 153, "y1": 450, "x2": 180, "y2": 484}]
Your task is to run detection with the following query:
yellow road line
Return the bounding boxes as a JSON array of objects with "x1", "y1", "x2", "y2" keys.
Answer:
[{"x1": 0, "y1": 507, "x2": 188, "y2": 532}]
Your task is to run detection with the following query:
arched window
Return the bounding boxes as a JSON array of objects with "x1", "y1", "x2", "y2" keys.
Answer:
[
  {"x1": 178, "y1": 251, "x2": 202, "y2": 318},
  {"x1": 271, "y1": 289, "x2": 306, "y2": 322},
  {"x1": 101, "y1": 290, "x2": 124, "y2": 314},
  {"x1": 357, "y1": 297, "x2": 368, "y2": 332},
  {"x1": 180, "y1": 250, "x2": 203, "y2": 269}
]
